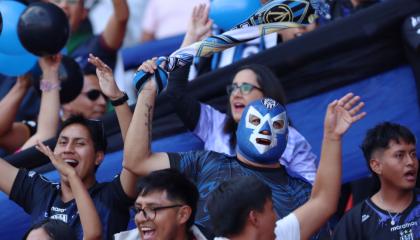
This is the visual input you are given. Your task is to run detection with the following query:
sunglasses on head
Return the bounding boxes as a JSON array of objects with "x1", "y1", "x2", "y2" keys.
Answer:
[
  {"x1": 226, "y1": 83, "x2": 262, "y2": 95},
  {"x1": 85, "y1": 90, "x2": 107, "y2": 101}
]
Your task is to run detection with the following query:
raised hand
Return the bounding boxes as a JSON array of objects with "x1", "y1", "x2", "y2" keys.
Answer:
[
  {"x1": 189, "y1": 4, "x2": 213, "y2": 40},
  {"x1": 135, "y1": 58, "x2": 168, "y2": 92},
  {"x1": 137, "y1": 57, "x2": 158, "y2": 74},
  {"x1": 182, "y1": 4, "x2": 213, "y2": 47},
  {"x1": 35, "y1": 141, "x2": 76, "y2": 178},
  {"x1": 39, "y1": 54, "x2": 62, "y2": 79},
  {"x1": 324, "y1": 93, "x2": 366, "y2": 140},
  {"x1": 88, "y1": 53, "x2": 124, "y2": 101}
]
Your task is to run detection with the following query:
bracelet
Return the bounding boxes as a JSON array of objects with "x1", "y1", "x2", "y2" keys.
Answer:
[
  {"x1": 110, "y1": 92, "x2": 128, "y2": 106},
  {"x1": 40, "y1": 80, "x2": 61, "y2": 92}
]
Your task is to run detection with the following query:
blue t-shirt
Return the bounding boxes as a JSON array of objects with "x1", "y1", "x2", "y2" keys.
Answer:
[
  {"x1": 168, "y1": 150, "x2": 312, "y2": 231},
  {"x1": 10, "y1": 169, "x2": 134, "y2": 240},
  {"x1": 333, "y1": 189, "x2": 420, "y2": 240}
]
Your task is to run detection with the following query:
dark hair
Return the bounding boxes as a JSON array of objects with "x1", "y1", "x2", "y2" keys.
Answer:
[
  {"x1": 137, "y1": 169, "x2": 199, "y2": 229},
  {"x1": 58, "y1": 115, "x2": 107, "y2": 152},
  {"x1": 207, "y1": 176, "x2": 272, "y2": 237},
  {"x1": 224, "y1": 64, "x2": 288, "y2": 148},
  {"x1": 22, "y1": 219, "x2": 77, "y2": 240},
  {"x1": 361, "y1": 122, "x2": 416, "y2": 184}
]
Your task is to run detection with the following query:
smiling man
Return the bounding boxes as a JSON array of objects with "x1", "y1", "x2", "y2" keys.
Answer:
[
  {"x1": 0, "y1": 115, "x2": 138, "y2": 239},
  {"x1": 115, "y1": 169, "x2": 207, "y2": 240},
  {"x1": 333, "y1": 122, "x2": 420, "y2": 239}
]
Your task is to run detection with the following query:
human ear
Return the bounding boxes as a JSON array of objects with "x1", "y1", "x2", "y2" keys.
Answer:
[{"x1": 177, "y1": 206, "x2": 192, "y2": 225}]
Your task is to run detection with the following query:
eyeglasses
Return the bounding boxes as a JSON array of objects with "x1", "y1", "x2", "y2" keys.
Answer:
[
  {"x1": 226, "y1": 83, "x2": 262, "y2": 95},
  {"x1": 133, "y1": 204, "x2": 183, "y2": 220},
  {"x1": 84, "y1": 90, "x2": 107, "y2": 101}
]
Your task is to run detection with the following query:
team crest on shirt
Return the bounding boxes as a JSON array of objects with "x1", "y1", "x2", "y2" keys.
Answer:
[{"x1": 362, "y1": 214, "x2": 370, "y2": 222}]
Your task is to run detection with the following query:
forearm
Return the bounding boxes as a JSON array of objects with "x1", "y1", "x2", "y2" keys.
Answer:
[
  {"x1": 123, "y1": 89, "x2": 156, "y2": 175},
  {"x1": 311, "y1": 136, "x2": 342, "y2": 210},
  {"x1": 0, "y1": 82, "x2": 28, "y2": 136},
  {"x1": 112, "y1": 0, "x2": 129, "y2": 22},
  {"x1": 114, "y1": 103, "x2": 133, "y2": 141},
  {"x1": 67, "y1": 172, "x2": 102, "y2": 240},
  {"x1": 166, "y1": 65, "x2": 201, "y2": 131},
  {"x1": 21, "y1": 79, "x2": 60, "y2": 150},
  {"x1": 103, "y1": 0, "x2": 129, "y2": 50}
]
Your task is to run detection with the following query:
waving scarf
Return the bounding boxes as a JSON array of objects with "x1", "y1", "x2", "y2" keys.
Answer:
[{"x1": 133, "y1": 0, "x2": 329, "y2": 93}]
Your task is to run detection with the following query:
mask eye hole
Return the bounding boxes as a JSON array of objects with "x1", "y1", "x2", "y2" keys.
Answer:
[
  {"x1": 249, "y1": 114, "x2": 261, "y2": 126},
  {"x1": 273, "y1": 120, "x2": 284, "y2": 129}
]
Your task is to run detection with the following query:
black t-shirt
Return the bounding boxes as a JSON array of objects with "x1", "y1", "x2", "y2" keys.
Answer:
[
  {"x1": 10, "y1": 169, "x2": 134, "y2": 240},
  {"x1": 333, "y1": 189, "x2": 420, "y2": 240}
]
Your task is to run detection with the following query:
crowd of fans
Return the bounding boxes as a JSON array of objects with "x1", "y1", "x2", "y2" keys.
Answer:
[{"x1": 0, "y1": 0, "x2": 418, "y2": 239}]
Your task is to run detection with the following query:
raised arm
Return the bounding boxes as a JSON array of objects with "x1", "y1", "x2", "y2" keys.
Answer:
[
  {"x1": 21, "y1": 55, "x2": 62, "y2": 150},
  {"x1": 87, "y1": 54, "x2": 138, "y2": 198},
  {"x1": 0, "y1": 74, "x2": 34, "y2": 152},
  {"x1": 88, "y1": 54, "x2": 132, "y2": 140},
  {"x1": 123, "y1": 64, "x2": 170, "y2": 177},
  {"x1": 102, "y1": 0, "x2": 129, "y2": 50},
  {"x1": 293, "y1": 93, "x2": 366, "y2": 240},
  {"x1": 36, "y1": 141, "x2": 102, "y2": 240}
]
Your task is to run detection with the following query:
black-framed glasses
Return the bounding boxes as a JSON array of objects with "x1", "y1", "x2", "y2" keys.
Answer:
[
  {"x1": 133, "y1": 204, "x2": 183, "y2": 220},
  {"x1": 226, "y1": 83, "x2": 262, "y2": 95},
  {"x1": 85, "y1": 90, "x2": 107, "y2": 101}
]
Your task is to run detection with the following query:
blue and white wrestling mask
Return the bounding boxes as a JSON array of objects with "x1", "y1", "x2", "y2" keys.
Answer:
[{"x1": 236, "y1": 98, "x2": 288, "y2": 165}]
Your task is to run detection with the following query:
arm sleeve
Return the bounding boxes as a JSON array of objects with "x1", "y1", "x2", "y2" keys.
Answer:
[
  {"x1": 101, "y1": 175, "x2": 135, "y2": 209},
  {"x1": 168, "y1": 151, "x2": 207, "y2": 182},
  {"x1": 166, "y1": 65, "x2": 201, "y2": 131},
  {"x1": 280, "y1": 126, "x2": 317, "y2": 184},
  {"x1": 9, "y1": 169, "x2": 52, "y2": 214},
  {"x1": 275, "y1": 213, "x2": 300, "y2": 240}
]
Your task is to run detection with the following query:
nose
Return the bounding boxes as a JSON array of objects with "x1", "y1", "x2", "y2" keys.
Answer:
[
  {"x1": 407, "y1": 153, "x2": 417, "y2": 166},
  {"x1": 260, "y1": 130, "x2": 271, "y2": 135},
  {"x1": 135, "y1": 211, "x2": 148, "y2": 225},
  {"x1": 63, "y1": 142, "x2": 75, "y2": 153},
  {"x1": 259, "y1": 121, "x2": 272, "y2": 135},
  {"x1": 96, "y1": 94, "x2": 107, "y2": 106}
]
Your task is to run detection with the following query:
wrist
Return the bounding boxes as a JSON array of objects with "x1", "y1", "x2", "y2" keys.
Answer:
[
  {"x1": 110, "y1": 92, "x2": 128, "y2": 106},
  {"x1": 323, "y1": 133, "x2": 342, "y2": 142},
  {"x1": 109, "y1": 91, "x2": 125, "y2": 101},
  {"x1": 40, "y1": 80, "x2": 61, "y2": 92}
]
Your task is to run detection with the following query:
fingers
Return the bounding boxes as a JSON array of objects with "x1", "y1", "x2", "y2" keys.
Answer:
[
  {"x1": 327, "y1": 99, "x2": 338, "y2": 113},
  {"x1": 352, "y1": 111, "x2": 367, "y2": 122},
  {"x1": 337, "y1": 92, "x2": 354, "y2": 107},
  {"x1": 138, "y1": 58, "x2": 158, "y2": 73},
  {"x1": 35, "y1": 141, "x2": 54, "y2": 160},
  {"x1": 349, "y1": 101, "x2": 365, "y2": 116}
]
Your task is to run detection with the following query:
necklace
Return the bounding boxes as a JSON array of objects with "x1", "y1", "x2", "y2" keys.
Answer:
[{"x1": 379, "y1": 195, "x2": 400, "y2": 226}]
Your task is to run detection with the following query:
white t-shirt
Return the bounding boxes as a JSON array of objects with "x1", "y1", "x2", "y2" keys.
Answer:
[
  {"x1": 214, "y1": 213, "x2": 300, "y2": 240},
  {"x1": 275, "y1": 213, "x2": 300, "y2": 240},
  {"x1": 194, "y1": 103, "x2": 317, "y2": 183}
]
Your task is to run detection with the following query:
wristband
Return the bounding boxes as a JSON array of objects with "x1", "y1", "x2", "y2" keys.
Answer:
[
  {"x1": 110, "y1": 92, "x2": 128, "y2": 106},
  {"x1": 40, "y1": 80, "x2": 61, "y2": 92}
]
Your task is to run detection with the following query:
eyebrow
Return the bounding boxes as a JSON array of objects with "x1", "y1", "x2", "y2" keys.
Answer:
[{"x1": 58, "y1": 136, "x2": 89, "y2": 141}]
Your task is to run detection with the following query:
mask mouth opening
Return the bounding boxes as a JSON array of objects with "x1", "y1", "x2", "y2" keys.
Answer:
[{"x1": 256, "y1": 138, "x2": 271, "y2": 145}]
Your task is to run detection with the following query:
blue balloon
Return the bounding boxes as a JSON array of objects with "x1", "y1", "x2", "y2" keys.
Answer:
[
  {"x1": 0, "y1": 0, "x2": 27, "y2": 55},
  {"x1": 210, "y1": 0, "x2": 262, "y2": 31},
  {"x1": 0, "y1": 52, "x2": 37, "y2": 76}
]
